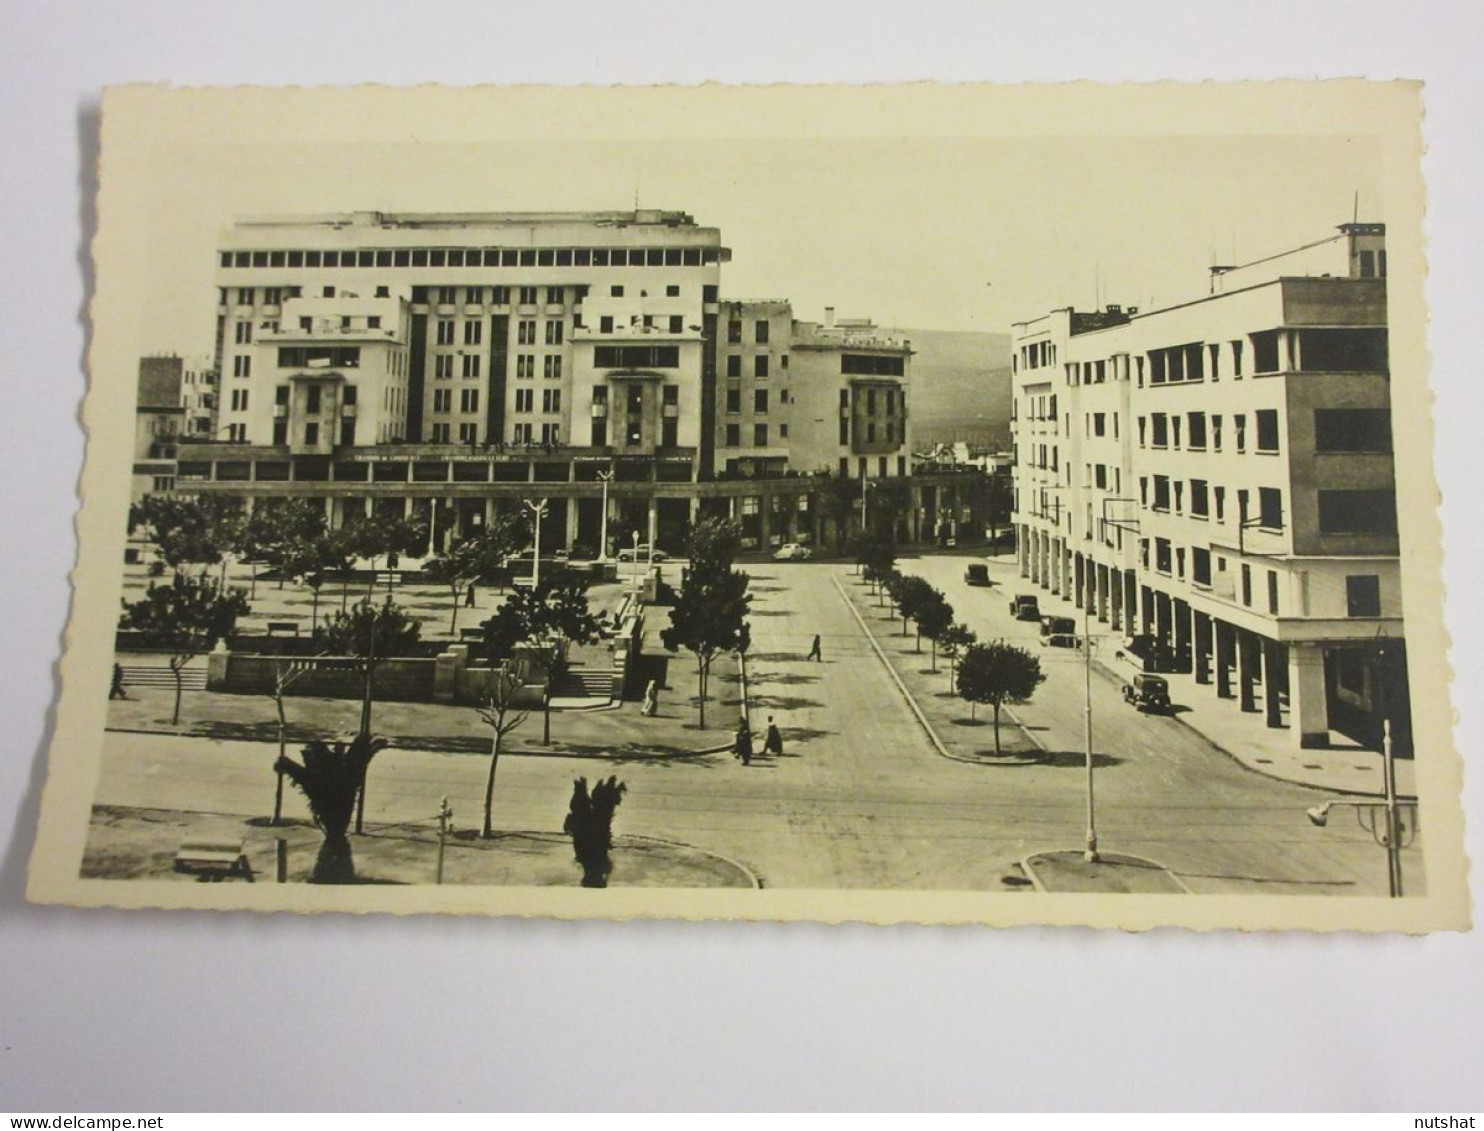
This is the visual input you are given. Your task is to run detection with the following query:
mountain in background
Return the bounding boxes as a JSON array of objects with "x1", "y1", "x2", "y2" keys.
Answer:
[{"x1": 884, "y1": 327, "x2": 1014, "y2": 449}]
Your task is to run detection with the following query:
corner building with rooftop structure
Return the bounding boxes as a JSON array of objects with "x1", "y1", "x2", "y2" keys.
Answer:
[
  {"x1": 1010, "y1": 223, "x2": 1409, "y2": 753},
  {"x1": 176, "y1": 209, "x2": 977, "y2": 557}
]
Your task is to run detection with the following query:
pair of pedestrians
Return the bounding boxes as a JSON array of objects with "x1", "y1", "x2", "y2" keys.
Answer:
[{"x1": 734, "y1": 716, "x2": 785, "y2": 765}]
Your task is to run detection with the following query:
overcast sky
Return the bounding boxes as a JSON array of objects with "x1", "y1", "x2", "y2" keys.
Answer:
[{"x1": 132, "y1": 112, "x2": 1386, "y2": 360}]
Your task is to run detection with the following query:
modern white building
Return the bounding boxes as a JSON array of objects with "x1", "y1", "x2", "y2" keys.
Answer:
[{"x1": 1010, "y1": 223, "x2": 1408, "y2": 752}]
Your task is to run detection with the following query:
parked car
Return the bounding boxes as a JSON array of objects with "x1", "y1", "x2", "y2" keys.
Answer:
[
  {"x1": 1122, "y1": 672, "x2": 1172, "y2": 713},
  {"x1": 1040, "y1": 615, "x2": 1076, "y2": 638},
  {"x1": 1008, "y1": 594, "x2": 1041, "y2": 621},
  {"x1": 1041, "y1": 632, "x2": 1081, "y2": 650},
  {"x1": 616, "y1": 545, "x2": 669, "y2": 563},
  {"x1": 963, "y1": 563, "x2": 991, "y2": 586},
  {"x1": 567, "y1": 544, "x2": 598, "y2": 562},
  {"x1": 773, "y1": 543, "x2": 812, "y2": 561}
]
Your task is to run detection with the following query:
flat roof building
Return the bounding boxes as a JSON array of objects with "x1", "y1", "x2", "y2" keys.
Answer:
[{"x1": 1010, "y1": 222, "x2": 1408, "y2": 753}]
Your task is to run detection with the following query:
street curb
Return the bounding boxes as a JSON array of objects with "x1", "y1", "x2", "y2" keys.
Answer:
[
  {"x1": 622, "y1": 833, "x2": 764, "y2": 889},
  {"x1": 833, "y1": 573, "x2": 951, "y2": 760},
  {"x1": 833, "y1": 572, "x2": 1042, "y2": 767},
  {"x1": 1019, "y1": 850, "x2": 1192, "y2": 894},
  {"x1": 104, "y1": 725, "x2": 733, "y2": 763}
]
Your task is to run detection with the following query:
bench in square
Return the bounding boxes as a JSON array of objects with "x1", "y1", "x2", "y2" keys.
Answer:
[
  {"x1": 265, "y1": 621, "x2": 300, "y2": 636},
  {"x1": 174, "y1": 839, "x2": 254, "y2": 882}
]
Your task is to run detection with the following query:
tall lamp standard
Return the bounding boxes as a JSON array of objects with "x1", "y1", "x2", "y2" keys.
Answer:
[
  {"x1": 1082, "y1": 559, "x2": 1099, "y2": 862},
  {"x1": 523, "y1": 498, "x2": 548, "y2": 588},
  {"x1": 597, "y1": 469, "x2": 614, "y2": 562}
]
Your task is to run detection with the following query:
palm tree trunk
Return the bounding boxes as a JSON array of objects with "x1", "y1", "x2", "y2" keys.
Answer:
[{"x1": 311, "y1": 833, "x2": 356, "y2": 884}]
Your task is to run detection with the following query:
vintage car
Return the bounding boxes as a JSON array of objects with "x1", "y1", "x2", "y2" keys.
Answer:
[
  {"x1": 963, "y1": 563, "x2": 992, "y2": 586},
  {"x1": 1121, "y1": 673, "x2": 1172, "y2": 713},
  {"x1": 773, "y1": 542, "x2": 812, "y2": 561},
  {"x1": 1040, "y1": 615, "x2": 1076, "y2": 638},
  {"x1": 616, "y1": 545, "x2": 669, "y2": 563},
  {"x1": 1008, "y1": 593, "x2": 1042, "y2": 621},
  {"x1": 1041, "y1": 632, "x2": 1081, "y2": 650}
]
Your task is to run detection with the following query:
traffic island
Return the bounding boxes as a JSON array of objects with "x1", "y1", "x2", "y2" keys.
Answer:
[
  {"x1": 1021, "y1": 850, "x2": 1190, "y2": 894},
  {"x1": 82, "y1": 805, "x2": 759, "y2": 888}
]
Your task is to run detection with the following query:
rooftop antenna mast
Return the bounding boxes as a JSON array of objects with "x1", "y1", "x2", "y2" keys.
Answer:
[{"x1": 1353, "y1": 190, "x2": 1360, "y2": 224}]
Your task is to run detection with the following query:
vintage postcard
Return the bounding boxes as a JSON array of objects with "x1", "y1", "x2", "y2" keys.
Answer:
[{"x1": 26, "y1": 82, "x2": 1469, "y2": 929}]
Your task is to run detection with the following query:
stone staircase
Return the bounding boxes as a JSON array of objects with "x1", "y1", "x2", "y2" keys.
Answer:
[{"x1": 550, "y1": 664, "x2": 613, "y2": 702}]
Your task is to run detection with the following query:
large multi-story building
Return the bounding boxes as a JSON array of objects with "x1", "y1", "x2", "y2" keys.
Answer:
[
  {"x1": 167, "y1": 209, "x2": 973, "y2": 555},
  {"x1": 1010, "y1": 222, "x2": 1408, "y2": 752}
]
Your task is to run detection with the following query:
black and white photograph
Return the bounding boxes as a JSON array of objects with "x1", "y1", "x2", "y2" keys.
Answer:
[{"x1": 23, "y1": 81, "x2": 1467, "y2": 930}]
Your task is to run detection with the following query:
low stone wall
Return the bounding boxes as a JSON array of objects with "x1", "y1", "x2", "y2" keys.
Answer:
[{"x1": 207, "y1": 650, "x2": 437, "y2": 703}]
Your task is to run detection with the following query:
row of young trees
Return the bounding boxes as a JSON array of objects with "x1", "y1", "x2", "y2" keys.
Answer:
[
  {"x1": 661, "y1": 518, "x2": 752, "y2": 729},
  {"x1": 856, "y1": 537, "x2": 1045, "y2": 755}
]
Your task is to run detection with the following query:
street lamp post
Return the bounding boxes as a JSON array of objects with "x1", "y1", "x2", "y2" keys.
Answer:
[
  {"x1": 630, "y1": 531, "x2": 641, "y2": 594},
  {"x1": 1082, "y1": 583, "x2": 1099, "y2": 862},
  {"x1": 524, "y1": 498, "x2": 548, "y2": 587},
  {"x1": 597, "y1": 470, "x2": 614, "y2": 562}
]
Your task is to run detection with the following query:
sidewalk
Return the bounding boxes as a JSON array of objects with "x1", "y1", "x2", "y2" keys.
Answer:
[
  {"x1": 982, "y1": 557, "x2": 1415, "y2": 799},
  {"x1": 105, "y1": 655, "x2": 742, "y2": 761}
]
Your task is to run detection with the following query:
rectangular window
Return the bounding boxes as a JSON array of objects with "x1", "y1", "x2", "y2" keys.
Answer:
[
  {"x1": 542, "y1": 389, "x2": 561, "y2": 413},
  {"x1": 1241, "y1": 563, "x2": 1252, "y2": 607},
  {"x1": 461, "y1": 389, "x2": 479, "y2": 413},
  {"x1": 436, "y1": 320, "x2": 455, "y2": 346},
  {"x1": 545, "y1": 320, "x2": 564, "y2": 346},
  {"x1": 840, "y1": 354, "x2": 906, "y2": 377},
  {"x1": 271, "y1": 420, "x2": 287, "y2": 445},
  {"x1": 1234, "y1": 415, "x2": 1247, "y2": 452},
  {"x1": 233, "y1": 355, "x2": 251, "y2": 378},
  {"x1": 1346, "y1": 575, "x2": 1382, "y2": 617},
  {"x1": 492, "y1": 286, "x2": 511, "y2": 305},
  {"x1": 438, "y1": 286, "x2": 456, "y2": 304},
  {"x1": 517, "y1": 355, "x2": 534, "y2": 379},
  {"x1": 1152, "y1": 475, "x2": 1171, "y2": 511},
  {"x1": 1258, "y1": 487, "x2": 1284, "y2": 530},
  {"x1": 542, "y1": 423, "x2": 561, "y2": 445},
  {"x1": 543, "y1": 355, "x2": 563, "y2": 380},
  {"x1": 1093, "y1": 412, "x2": 1106, "y2": 437},
  {"x1": 754, "y1": 423, "x2": 769, "y2": 447},
  {"x1": 518, "y1": 321, "x2": 536, "y2": 345},
  {"x1": 1314, "y1": 409, "x2": 1392, "y2": 453},
  {"x1": 1190, "y1": 479, "x2": 1210, "y2": 518},
  {"x1": 1255, "y1": 409, "x2": 1280, "y2": 453},
  {"x1": 592, "y1": 345, "x2": 681, "y2": 368},
  {"x1": 726, "y1": 355, "x2": 741, "y2": 378},
  {"x1": 305, "y1": 386, "x2": 322, "y2": 414},
  {"x1": 274, "y1": 385, "x2": 289, "y2": 406},
  {"x1": 1192, "y1": 547, "x2": 1212, "y2": 587},
  {"x1": 755, "y1": 320, "x2": 770, "y2": 344},
  {"x1": 666, "y1": 284, "x2": 680, "y2": 297},
  {"x1": 667, "y1": 314, "x2": 683, "y2": 334},
  {"x1": 235, "y1": 321, "x2": 252, "y2": 344},
  {"x1": 1298, "y1": 329, "x2": 1388, "y2": 373},
  {"x1": 726, "y1": 423, "x2": 741, "y2": 447},
  {"x1": 304, "y1": 422, "x2": 319, "y2": 446},
  {"x1": 514, "y1": 389, "x2": 533, "y2": 413},
  {"x1": 755, "y1": 355, "x2": 769, "y2": 379},
  {"x1": 1267, "y1": 570, "x2": 1281, "y2": 615},
  {"x1": 464, "y1": 320, "x2": 482, "y2": 346},
  {"x1": 341, "y1": 418, "x2": 356, "y2": 446},
  {"x1": 1187, "y1": 412, "x2": 1207, "y2": 449},
  {"x1": 435, "y1": 355, "x2": 454, "y2": 379},
  {"x1": 726, "y1": 389, "x2": 741, "y2": 413},
  {"x1": 1250, "y1": 330, "x2": 1280, "y2": 374},
  {"x1": 462, "y1": 354, "x2": 481, "y2": 379},
  {"x1": 600, "y1": 316, "x2": 614, "y2": 334},
  {"x1": 458, "y1": 423, "x2": 478, "y2": 444},
  {"x1": 519, "y1": 286, "x2": 537, "y2": 305},
  {"x1": 433, "y1": 389, "x2": 451, "y2": 413},
  {"x1": 754, "y1": 389, "x2": 769, "y2": 413},
  {"x1": 1150, "y1": 413, "x2": 1168, "y2": 448},
  {"x1": 728, "y1": 320, "x2": 743, "y2": 344},
  {"x1": 1318, "y1": 490, "x2": 1399, "y2": 535},
  {"x1": 1231, "y1": 340, "x2": 1244, "y2": 377},
  {"x1": 431, "y1": 423, "x2": 450, "y2": 443}
]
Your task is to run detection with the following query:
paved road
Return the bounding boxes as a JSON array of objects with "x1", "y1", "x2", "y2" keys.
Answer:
[{"x1": 93, "y1": 555, "x2": 1415, "y2": 895}]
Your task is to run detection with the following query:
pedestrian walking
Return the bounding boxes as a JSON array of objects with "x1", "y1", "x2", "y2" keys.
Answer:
[
  {"x1": 465, "y1": 583, "x2": 477, "y2": 608},
  {"x1": 641, "y1": 679, "x2": 659, "y2": 717},
  {"x1": 734, "y1": 719, "x2": 753, "y2": 766},
  {"x1": 108, "y1": 662, "x2": 129, "y2": 701},
  {"x1": 763, "y1": 715, "x2": 784, "y2": 757},
  {"x1": 807, "y1": 633, "x2": 823, "y2": 662}
]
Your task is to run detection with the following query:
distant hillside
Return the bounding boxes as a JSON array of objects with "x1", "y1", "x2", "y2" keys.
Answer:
[{"x1": 885, "y1": 327, "x2": 1013, "y2": 449}]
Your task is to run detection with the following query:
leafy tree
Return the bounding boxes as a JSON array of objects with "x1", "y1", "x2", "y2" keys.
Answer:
[
  {"x1": 475, "y1": 665, "x2": 530, "y2": 839},
  {"x1": 424, "y1": 515, "x2": 531, "y2": 635},
  {"x1": 562, "y1": 775, "x2": 627, "y2": 888},
  {"x1": 251, "y1": 498, "x2": 327, "y2": 590},
  {"x1": 129, "y1": 494, "x2": 242, "y2": 579},
  {"x1": 956, "y1": 641, "x2": 1046, "y2": 755},
  {"x1": 882, "y1": 568, "x2": 907, "y2": 620},
  {"x1": 818, "y1": 473, "x2": 861, "y2": 552},
  {"x1": 916, "y1": 591, "x2": 955, "y2": 669},
  {"x1": 661, "y1": 518, "x2": 751, "y2": 728},
  {"x1": 859, "y1": 539, "x2": 897, "y2": 594},
  {"x1": 939, "y1": 622, "x2": 978, "y2": 690},
  {"x1": 479, "y1": 579, "x2": 600, "y2": 661},
  {"x1": 869, "y1": 477, "x2": 912, "y2": 544},
  {"x1": 312, "y1": 525, "x2": 362, "y2": 612},
  {"x1": 274, "y1": 735, "x2": 388, "y2": 883},
  {"x1": 894, "y1": 576, "x2": 939, "y2": 648},
  {"x1": 346, "y1": 514, "x2": 426, "y2": 597},
  {"x1": 119, "y1": 571, "x2": 250, "y2": 725},
  {"x1": 318, "y1": 598, "x2": 422, "y2": 831}
]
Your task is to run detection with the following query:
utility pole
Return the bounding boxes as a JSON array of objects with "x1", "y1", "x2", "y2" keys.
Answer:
[{"x1": 436, "y1": 796, "x2": 452, "y2": 885}]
